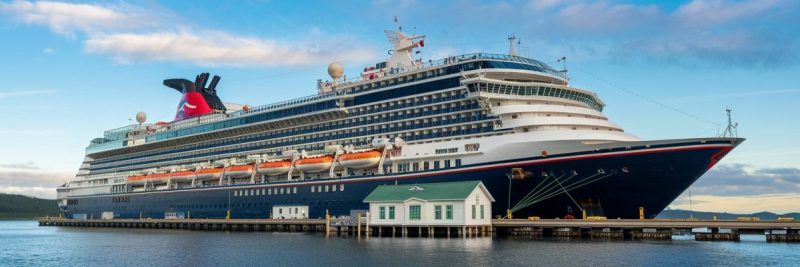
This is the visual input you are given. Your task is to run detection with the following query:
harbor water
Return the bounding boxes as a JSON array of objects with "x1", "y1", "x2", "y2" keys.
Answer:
[{"x1": 1, "y1": 220, "x2": 797, "y2": 267}]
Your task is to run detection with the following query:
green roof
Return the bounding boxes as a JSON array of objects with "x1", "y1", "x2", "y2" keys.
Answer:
[{"x1": 363, "y1": 181, "x2": 487, "y2": 202}]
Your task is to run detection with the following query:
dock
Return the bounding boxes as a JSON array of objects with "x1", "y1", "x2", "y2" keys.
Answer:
[{"x1": 37, "y1": 217, "x2": 800, "y2": 242}]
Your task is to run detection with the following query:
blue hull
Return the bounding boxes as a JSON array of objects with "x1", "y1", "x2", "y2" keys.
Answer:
[{"x1": 63, "y1": 140, "x2": 736, "y2": 220}]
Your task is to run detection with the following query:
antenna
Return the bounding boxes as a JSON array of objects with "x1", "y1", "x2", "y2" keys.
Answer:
[
  {"x1": 557, "y1": 56, "x2": 568, "y2": 81},
  {"x1": 719, "y1": 107, "x2": 739, "y2": 138},
  {"x1": 508, "y1": 34, "x2": 517, "y2": 56},
  {"x1": 394, "y1": 16, "x2": 402, "y2": 32}
]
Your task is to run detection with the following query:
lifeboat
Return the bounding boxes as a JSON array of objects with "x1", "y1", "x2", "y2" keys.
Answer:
[
  {"x1": 195, "y1": 167, "x2": 223, "y2": 180},
  {"x1": 295, "y1": 156, "x2": 334, "y2": 173},
  {"x1": 169, "y1": 171, "x2": 195, "y2": 182},
  {"x1": 145, "y1": 173, "x2": 170, "y2": 183},
  {"x1": 127, "y1": 175, "x2": 148, "y2": 185},
  {"x1": 339, "y1": 150, "x2": 383, "y2": 169},
  {"x1": 257, "y1": 160, "x2": 292, "y2": 176},
  {"x1": 224, "y1": 164, "x2": 254, "y2": 178}
]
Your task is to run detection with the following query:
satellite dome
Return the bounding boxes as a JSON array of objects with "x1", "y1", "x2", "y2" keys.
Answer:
[
  {"x1": 135, "y1": 111, "x2": 147, "y2": 124},
  {"x1": 328, "y1": 62, "x2": 344, "y2": 80}
]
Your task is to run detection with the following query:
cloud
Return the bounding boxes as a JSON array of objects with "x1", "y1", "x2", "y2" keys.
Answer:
[
  {"x1": 553, "y1": 2, "x2": 662, "y2": 33},
  {"x1": 84, "y1": 31, "x2": 377, "y2": 67},
  {"x1": 2, "y1": 1, "x2": 377, "y2": 67},
  {"x1": 690, "y1": 164, "x2": 800, "y2": 196},
  {"x1": 0, "y1": 162, "x2": 39, "y2": 170},
  {"x1": 672, "y1": 0, "x2": 787, "y2": 27},
  {"x1": 0, "y1": 89, "x2": 59, "y2": 98},
  {"x1": 669, "y1": 193, "x2": 800, "y2": 214},
  {"x1": 0, "y1": 0, "x2": 159, "y2": 37},
  {"x1": 0, "y1": 166, "x2": 70, "y2": 199},
  {"x1": 673, "y1": 88, "x2": 800, "y2": 102},
  {"x1": 42, "y1": 47, "x2": 55, "y2": 54}
]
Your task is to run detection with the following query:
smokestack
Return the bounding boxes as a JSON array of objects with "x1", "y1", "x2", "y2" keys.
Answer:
[{"x1": 208, "y1": 75, "x2": 221, "y2": 93}]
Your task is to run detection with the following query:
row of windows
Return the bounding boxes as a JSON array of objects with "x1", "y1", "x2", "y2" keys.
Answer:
[
  {"x1": 471, "y1": 204, "x2": 486, "y2": 220},
  {"x1": 396, "y1": 159, "x2": 462, "y2": 172},
  {"x1": 435, "y1": 205, "x2": 454, "y2": 220},
  {"x1": 111, "y1": 196, "x2": 130, "y2": 203},
  {"x1": 378, "y1": 206, "x2": 396, "y2": 220},
  {"x1": 92, "y1": 92, "x2": 474, "y2": 168},
  {"x1": 234, "y1": 187, "x2": 297, "y2": 197},
  {"x1": 435, "y1": 147, "x2": 458, "y2": 154},
  {"x1": 468, "y1": 82, "x2": 603, "y2": 111},
  {"x1": 310, "y1": 184, "x2": 345, "y2": 193}
]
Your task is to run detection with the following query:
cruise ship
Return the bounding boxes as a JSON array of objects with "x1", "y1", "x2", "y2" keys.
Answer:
[{"x1": 57, "y1": 29, "x2": 743, "y2": 220}]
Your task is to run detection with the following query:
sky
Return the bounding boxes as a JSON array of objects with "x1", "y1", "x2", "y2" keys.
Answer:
[{"x1": 0, "y1": 0, "x2": 798, "y2": 213}]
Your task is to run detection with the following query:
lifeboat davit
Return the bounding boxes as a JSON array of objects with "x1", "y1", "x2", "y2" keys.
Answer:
[
  {"x1": 257, "y1": 160, "x2": 292, "y2": 176},
  {"x1": 339, "y1": 150, "x2": 382, "y2": 169},
  {"x1": 295, "y1": 156, "x2": 334, "y2": 173},
  {"x1": 169, "y1": 171, "x2": 195, "y2": 182},
  {"x1": 127, "y1": 175, "x2": 147, "y2": 185},
  {"x1": 195, "y1": 168, "x2": 223, "y2": 180},
  {"x1": 224, "y1": 164, "x2": 254, "y2": 178}
]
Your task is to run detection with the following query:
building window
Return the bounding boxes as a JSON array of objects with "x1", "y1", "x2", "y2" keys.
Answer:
[
  {"x1": 435, "y1": 205, "x2": 442, "y2": 220},
  {"x1": 409, "y1": 205, "x2": 421, "y2": 220},
  {"x1": 480, "y1": 205, "x2": 485, "y2": 219},
  {"x1": 389, "y1": 206, "x2": 395, "y2": 219},
  {"x1": 446, "y1": 205, "x2": 453, "y2": 219},
  {"x1": 380, "y1": 206, "x2": 386, "y2": 219},
  {"x1": 471, "y1": 205, "x2": 476, "y2": 219}
]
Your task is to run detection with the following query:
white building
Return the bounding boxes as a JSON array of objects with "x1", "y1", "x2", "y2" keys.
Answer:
[
  {"x1": 271, "y1": 205, "x2": 308, "y2": 219},
  {"x1": 363, "y1": 181, "x2": 494, "y2": 226}
]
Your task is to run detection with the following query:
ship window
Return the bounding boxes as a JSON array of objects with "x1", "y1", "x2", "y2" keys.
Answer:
[
  {"x1": 311, "y1": 186, "x2": 315, "y2": 193},
  {"x1": 434, "y1": 161, "x2": 440, "y2": 169},
  {"x1": 340, "y1": 184, "x2": 344, "y2": 191},
  {"x1": 293, "y1": 187, "x2": 297, "y2": 194},
  {"x1": 268, "y1": 188, "x2": 272, "y2": 195},
  {"x1": 280, "y1": 188, "x2": 284, "y2": 194},
  {"x1": 325, "y1": 185, "x2": 329, "y2": 192}
]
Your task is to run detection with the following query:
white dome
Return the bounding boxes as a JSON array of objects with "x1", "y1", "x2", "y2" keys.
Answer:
[
  {"x1": 328, "y1": 62, "x2": 344, "y2": 79},
  {"x1": 135, "y1": 111, "x2": 147, "y2": 124}
]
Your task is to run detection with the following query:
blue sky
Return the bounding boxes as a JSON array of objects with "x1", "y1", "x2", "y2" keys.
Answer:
[{"x1": 0, "y1": 0, "x2": 798, "y2": 212}]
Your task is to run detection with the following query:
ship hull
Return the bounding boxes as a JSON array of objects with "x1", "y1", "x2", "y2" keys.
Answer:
[{"x1": 61, "y1": 139, "x2": 739, "y2": 220}]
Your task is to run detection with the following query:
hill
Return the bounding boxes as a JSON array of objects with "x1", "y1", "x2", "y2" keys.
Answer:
[
  {"x1": 657, "y1": 209, "x2": 799, "y2": 220},
  {"x1": 0, "y1": 193, "x2": 60, "y2": 219}
]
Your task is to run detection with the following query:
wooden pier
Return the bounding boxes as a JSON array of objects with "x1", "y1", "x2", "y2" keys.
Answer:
[{"x1": 37, "y1": 217, "x2": 800, "y2": 242}]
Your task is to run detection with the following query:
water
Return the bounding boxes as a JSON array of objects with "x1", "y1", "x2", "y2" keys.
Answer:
[{"x1": 1, "y1": 221, "x2": 797, "y2": 267}]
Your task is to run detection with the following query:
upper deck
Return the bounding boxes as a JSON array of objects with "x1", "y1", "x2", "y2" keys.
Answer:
[{"x1": 85, "y1": 53, "x2": 567, "y2": 157}]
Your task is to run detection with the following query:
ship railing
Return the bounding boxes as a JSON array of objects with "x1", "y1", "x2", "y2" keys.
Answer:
[{"x1": 318, "y1": 53, "x2": 567, "y2": 91}]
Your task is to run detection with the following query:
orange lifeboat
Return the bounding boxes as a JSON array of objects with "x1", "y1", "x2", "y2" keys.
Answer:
[
  {"x1": 145, "y1": 173, "x2": 170, "y2": 183},
  {"x1": 127, "y1": 175, "x2": 148, "y2": 185},
  {"x1": 224, "y1": 164, "x2": 255, "y2": 178},
  {"x1": 195, "y1": 167, "x2": 223, "y2": 180},
  {"x1": 169, "y1": 171, "x2": 195, "y2": 182},
  {"x1": 257, "y1": 160, "x2": 292, "y2": 176},
  {"x1": 295, "y1": 156, "x2": 334, "y2": 173},
  {"x1": 339, "y1": 150, "x2": 382, "y2": 169}
]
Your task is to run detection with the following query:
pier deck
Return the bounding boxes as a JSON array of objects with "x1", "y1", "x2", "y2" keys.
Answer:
[{"x1": 37, "y1": 217, "x2": 800, "y2": 242}]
